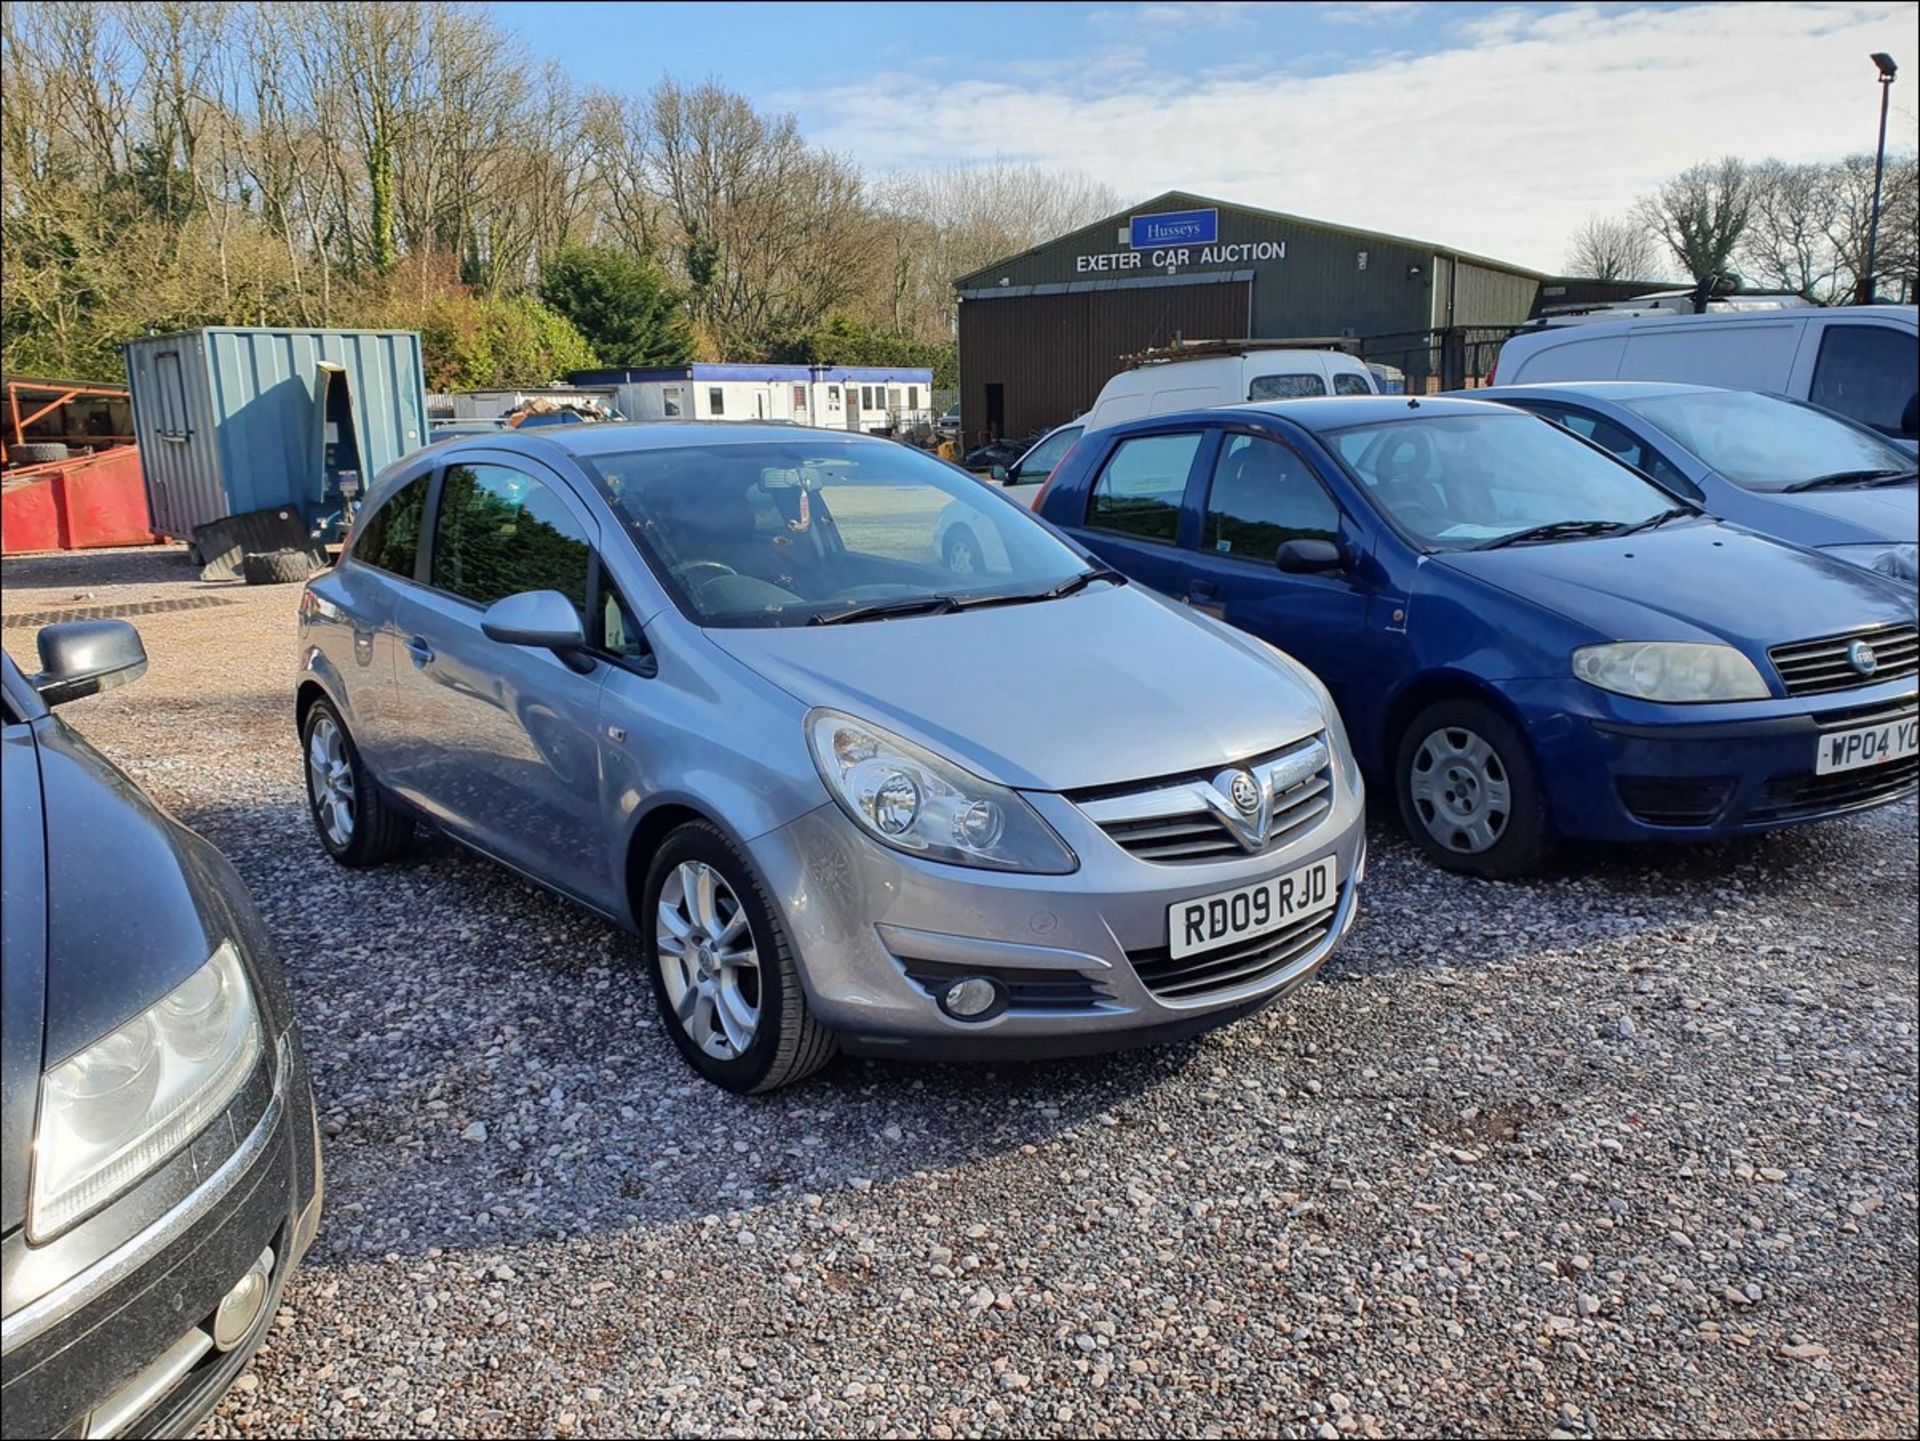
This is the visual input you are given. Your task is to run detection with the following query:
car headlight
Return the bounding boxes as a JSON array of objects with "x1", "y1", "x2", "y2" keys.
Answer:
[
  {"x1": 1572, "y1": 642, "x2": 1770, "y2": 703},
  {"x1": 1819, "y1": 542, "x2": 1919, "y2": 586},
  {"x1": 1254, "y1": 638, "x2": 1361, "y2": 796},
  {"x1": 30, "y1": 942, "x2": 262, "y2": 1241},
  {"x1": 806, "y1": 709, "x2": 1076, "y2": 873}
]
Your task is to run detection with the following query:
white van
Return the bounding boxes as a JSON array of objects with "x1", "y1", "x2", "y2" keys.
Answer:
[
  {"x1": 1082, "y1": 344, "x2": 1379, "y2": 433},
  {"x1": 1492, "y1": 305, "x2": 1919, "y2": 445}
]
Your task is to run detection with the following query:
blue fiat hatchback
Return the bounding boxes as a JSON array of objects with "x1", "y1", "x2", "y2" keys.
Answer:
[{"x1": 1035, "y1": 396, "x2": 1918, "y2": 876}]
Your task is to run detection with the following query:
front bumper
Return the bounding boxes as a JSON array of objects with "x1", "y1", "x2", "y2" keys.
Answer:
[
  {"x1": 1508, "y1": 676, "x2": 1919, "y2": 842},
  {"x1": 0, "y1": 1034, "x2": 322, "y2": 1440},
  {"x1": 747, "y1": 766, "x2": 1367, "y2": 1059}
]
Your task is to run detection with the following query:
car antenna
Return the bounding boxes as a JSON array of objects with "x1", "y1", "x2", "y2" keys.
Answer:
[{"x1": 1407, "y1": 397, "x2": 1420, "y2": 409}]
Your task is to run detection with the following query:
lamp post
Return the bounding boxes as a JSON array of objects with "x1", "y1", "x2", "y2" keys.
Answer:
[{"x1": 1862, "y1": 52, "x2": 1898, "y2": 304}]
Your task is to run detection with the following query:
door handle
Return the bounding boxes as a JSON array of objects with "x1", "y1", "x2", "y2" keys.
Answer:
[
  {"x1": 404, "y1": 636, "x2": 435, "y2": 667},
  {"x1": 1187, "y1": 579, "x2": 1219, "y2": 601}
]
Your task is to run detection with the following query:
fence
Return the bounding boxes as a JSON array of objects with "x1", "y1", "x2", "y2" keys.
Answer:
[{"x1": 1356, "y1": 326, "x2": 1523, "y2": 394}]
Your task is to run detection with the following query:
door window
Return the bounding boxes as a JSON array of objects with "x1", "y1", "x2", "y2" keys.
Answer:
[
  {"x1": 430, "y1": 463, "x2": 592, "y2": 613},
  {"x1": 1810, "y1": 325, "x2": 1919, "y2": 439},
  {"x1": 1015, "y1": 426, "x2": 1083, "y2": 482},
  {"x1": 1087, "y1": 433, "x2": 1202, "y2": 543},
  {"x1": 351, "y1": 476, "x2": 429, "y2": 577},
  {"x1": 663, "y1": 388, "x2": 683, "y2": 418},
  {"x1": 708, "y1": 387, "x2": 725, "y2": 416},
  {"x1": 1203, "y1": 434, "x2": 1340, "y2": 561},
  {"x1": 1249, "y1": 373, "x2": 1329, "y2": 401},
  {"x1": 1333, "y1": 372, "x2": 1373, "y2": 396}
]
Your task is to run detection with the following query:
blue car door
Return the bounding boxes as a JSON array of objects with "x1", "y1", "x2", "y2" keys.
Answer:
[
  {"x1": 1070, "y1": 428, "x2": 1210, "y2": 599},
  {"x1": 386, "y1": 452, "x2": 613, "y2": 905},
  {"x1": 1178, "y1": 426, "x2": 1375, "y2": 726}
]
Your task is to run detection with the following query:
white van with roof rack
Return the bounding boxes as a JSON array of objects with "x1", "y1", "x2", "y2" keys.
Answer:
[
  {"x1": 1492, "y1": 304, "x2": 1919, "y2": 447},
  {"x1": 1081, "y1": 339, "x2": 1379, "y2": 433}
]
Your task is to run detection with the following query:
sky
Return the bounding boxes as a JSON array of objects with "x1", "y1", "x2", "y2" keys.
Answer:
[{"x1": 490, "y1": 1, "x2": 1920, "y2": 273}]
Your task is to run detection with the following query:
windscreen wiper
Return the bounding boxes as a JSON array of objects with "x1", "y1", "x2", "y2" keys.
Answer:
[
  {"x1": 944, "y1": 567, "x2": 1130, "y2": 613},
  {"x1": 1783, "y1": 468, "x2": 1917, "y2": 492},
  {"x1": 1615, "y1": 506, "x2": 1695, "y2": 535},
  {"x1": 808, "y1": 594, "x2": 962, "y2": 625},
  {"x1": 1473, "y1": 519, "x2": 1626, "y2": 550}
]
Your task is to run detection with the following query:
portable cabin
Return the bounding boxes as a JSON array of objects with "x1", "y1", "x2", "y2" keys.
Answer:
[{"x1": 123, "y1": 327, "x2": 429, "y2": 547}]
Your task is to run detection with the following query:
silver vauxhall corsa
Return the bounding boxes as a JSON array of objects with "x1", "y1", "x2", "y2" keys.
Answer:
[{"x1": 294, "y1": 424, "x2": 1366, "y2": 1091}]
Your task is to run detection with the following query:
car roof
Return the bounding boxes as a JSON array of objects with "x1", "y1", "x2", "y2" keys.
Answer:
[
  {"x1": 1472, "y1": 380, "x2": 1724, "y2": 402},
  {"x1": 1220, "y1": 394, "x2": 1516, "y2": 428},
  {"x1": 1519, "y1": 303, "x2": 1916, "y2": 337},
  {"x1": 435, "y1": 419, "x2": 891, "y2": 459}
]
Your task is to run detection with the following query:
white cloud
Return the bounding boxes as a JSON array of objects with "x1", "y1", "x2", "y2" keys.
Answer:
[
  {"x1": 783, "y1": 1, "x2": 1918, "y2": 274},
  {"x1": 1316, "y1": 1, "x2": 1423, "y2": 25}
]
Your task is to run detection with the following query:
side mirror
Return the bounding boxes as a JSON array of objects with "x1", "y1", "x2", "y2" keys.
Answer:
[
  {"x1": 989, "y1": 464, "x2": 1009, "y2": 482},
  {"x1": 31, "y1": 620, "x2": 147, "y2": 706},
  {"x1": 481, "y1": 591, "x2": 591, "y2": 672},
  {"x1": 1275, "y1": 537, "x2": 1347, "y2": 574}
]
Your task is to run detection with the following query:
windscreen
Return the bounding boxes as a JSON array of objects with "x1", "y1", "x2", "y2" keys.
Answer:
[
  {"x1": 1619, "y1": 389, "x2": 1915, "y2": 490},
  {"x1": 1325, "y1": 412, "x2": 1684, "y2": 550},
  {"x1": 580, "y1": 440, "x2": 1093, "y2": 627}
]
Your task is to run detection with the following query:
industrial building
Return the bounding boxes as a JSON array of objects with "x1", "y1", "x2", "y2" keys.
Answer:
[
  {"x1": 567, "y1": 363, "x2": 935, "y2": 433},
  {"x1": 954, "y1": 190, "x2": 1545, "y2": 440}
]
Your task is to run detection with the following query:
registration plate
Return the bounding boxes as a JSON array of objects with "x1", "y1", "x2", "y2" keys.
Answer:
[
  {"x1": 1815, "y1": 714, "x2": 1919, "y2": 775},
  {"x1": 1168, "y1": 854, "x2": 1338, "y2": 961}
]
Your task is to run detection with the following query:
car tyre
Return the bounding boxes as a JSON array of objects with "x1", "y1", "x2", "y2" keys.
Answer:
[
  {"x1": 242, "y1": 548, "x2": 317, "y2": 585},
  {"x1": 301, "y1": 697, "x2": 412, "y2": 867},
  {"x1": 1394, "y1": 697, "x2": 1554, "y2": 879},
  {"x1": 10, "y1": 442, "x2": 71, "y2": 466},
  {"x1": 943, "y1": 525, "x2": 982, "y2": 576},
  {"x1": 642, "y1": 820, "x2": 836, "y2": 1094}
]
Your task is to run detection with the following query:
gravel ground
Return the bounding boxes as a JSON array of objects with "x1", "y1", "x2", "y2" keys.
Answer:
[{"x1": 5, "y1": 546, "x2": 1916, "y2": 1440}]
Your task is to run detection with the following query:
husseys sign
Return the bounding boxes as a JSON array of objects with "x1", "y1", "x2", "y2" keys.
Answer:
[{"x1": 1076, "y1": 208, "x2": 1287, "y2": 275}]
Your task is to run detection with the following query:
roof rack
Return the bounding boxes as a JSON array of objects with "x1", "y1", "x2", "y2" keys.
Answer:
[{"x1": 1119, "y1": 336, "x2": 1360, "y2": 368}]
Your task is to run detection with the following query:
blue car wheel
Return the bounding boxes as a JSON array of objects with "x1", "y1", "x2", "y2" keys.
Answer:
[{"x1": 1395, "y1": 698, "x2": 1555, "y2": 879}]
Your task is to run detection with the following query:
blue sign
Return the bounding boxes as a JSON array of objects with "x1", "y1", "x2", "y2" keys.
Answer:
[{"x1": 1129, "y1": 208, "x2": 1218, "y2": 248}]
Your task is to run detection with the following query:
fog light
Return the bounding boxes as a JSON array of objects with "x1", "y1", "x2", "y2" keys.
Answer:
[
  {"x1": 212, "y1": 1248, "x2": 274, "y2": 1351},
  {"x1": 941, "y1": 976, "x2": 1002, "y2": 1020}
]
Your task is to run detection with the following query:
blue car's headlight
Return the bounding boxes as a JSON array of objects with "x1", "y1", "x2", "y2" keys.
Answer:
[
  {"x1": 1572, "y1": 642, "x2": 1771, "y2": 703},
  {"x1": 1819, "y1": 542, "x2": 1919, "y2": 585},
  {"x1": 30, "y1": 942, "x2": 262, "y2": 1241}
]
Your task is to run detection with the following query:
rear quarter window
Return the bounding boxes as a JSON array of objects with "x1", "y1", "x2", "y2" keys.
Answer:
[
  {"x1": 351, "y1": 475, "x2": 429, "y2": 577},
  {"x1": 1086, "y1": 433, "x2": 1202, "y2": 543}
]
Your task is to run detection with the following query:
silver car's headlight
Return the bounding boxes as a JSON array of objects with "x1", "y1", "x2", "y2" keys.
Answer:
[
  {"x1": 1572, "y1": 642, "x2": 1770, "y2": 702},
  {"x1": 30, "y1": 942, "x2": 262, "y2": 1241},
  {"x1": 807, "y1": 709, "x2": 1076, "y2": 873},
  {"x1": 1820, "y1": 541, "x2": 1919, "y2": 585}
]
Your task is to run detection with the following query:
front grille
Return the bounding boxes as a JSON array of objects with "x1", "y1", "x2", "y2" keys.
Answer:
[
  {"x1": 1749, "y1": 756, "x2": 1919, "y2": 822},
  {"x1": 898, "y1": 958, "x2": 1112, "y2": 1012},
  {"x1": 1616, "y1": 775, "x2": 1737, "y2": 826},
  {"x1": 1768, "y1": 624, "x2": 1918, "y2": 697},
  {"x1": 1073, "y1": 734, "x2": 1334, "y2": 864},
  {"x1": 1127, "y1": 895, "x2": 1340, "y2": 1002}
]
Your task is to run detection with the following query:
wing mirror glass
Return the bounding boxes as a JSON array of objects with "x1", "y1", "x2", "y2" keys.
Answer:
[{"x1": 31, "y1": 620, "x2": 147, "y2": 706}]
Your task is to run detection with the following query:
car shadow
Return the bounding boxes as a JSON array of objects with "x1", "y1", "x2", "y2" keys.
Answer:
[{"x1": 170, "y1": 797, "x2": 1210, "y2": 1268}]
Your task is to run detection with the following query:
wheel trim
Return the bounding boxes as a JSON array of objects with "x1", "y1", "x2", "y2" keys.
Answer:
[
  {"x1": 1408, "y1": 724, "x2": 1510, "y2": 854},
  {"x1": 948, "y1": 535, "x2": 978, "y2": 574},
  {"x1": 657, "y1": 861, "x2": 761, "y2": 1060},
  {"x1": 307, "y1": 716, "x2": 356, "y2": 849}
]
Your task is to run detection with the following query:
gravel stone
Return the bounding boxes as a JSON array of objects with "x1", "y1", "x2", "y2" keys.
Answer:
[{"x1": 6, "y1": 547, "x2": 1914, "y2": 1440}]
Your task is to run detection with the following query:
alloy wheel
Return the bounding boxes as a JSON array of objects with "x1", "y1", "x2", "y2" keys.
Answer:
[
  {"x1": 1408, "y1": 724, "x2": 1510, "y2": 854},
  {"x1": 656, "y1": 861, "x2": 762, "y2": 1060},
  {"x1": 307, "y1": 714, "x2": 356, "y2": 849}
]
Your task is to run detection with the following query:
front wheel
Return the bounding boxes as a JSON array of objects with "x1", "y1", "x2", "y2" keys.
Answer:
[
  {"x1": 641, "y1": 821, "x2": 836, "y2": 1093},
  {"x1": 1394, "y1": 698, "x2": 1554, "y2": 879}
]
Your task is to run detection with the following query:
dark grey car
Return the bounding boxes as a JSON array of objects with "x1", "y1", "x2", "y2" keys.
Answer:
[{"x1": 1, "y1": 623, "x2": 322, "y2": 1439}]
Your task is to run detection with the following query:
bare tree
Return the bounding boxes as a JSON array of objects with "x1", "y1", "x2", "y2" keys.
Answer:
[
  {"x1": 1737, "y1": 161, "x2": 1839, "y2": 298},
  {"x1": 1562, "y1": 214, "x2": 1659, "y2": 281},
  {"x1": 1635, "y1": 157, "x2": 1754, "y2": 283}
]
